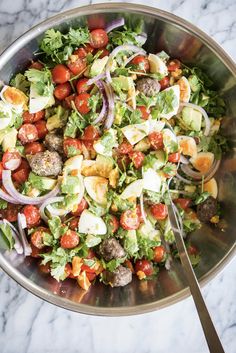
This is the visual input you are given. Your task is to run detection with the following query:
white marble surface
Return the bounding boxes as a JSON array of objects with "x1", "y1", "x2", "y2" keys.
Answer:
[{"x1": 0, "y1": 0, "x2": 236, "y2": 352}]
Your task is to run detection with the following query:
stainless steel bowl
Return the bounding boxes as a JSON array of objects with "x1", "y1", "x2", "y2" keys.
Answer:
[{"x1": 0, "y1": 3, "x2": 236, "y2": 316}]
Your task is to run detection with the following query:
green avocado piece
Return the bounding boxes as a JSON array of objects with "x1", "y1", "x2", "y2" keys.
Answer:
[
  {"x1": 90, "y1": 56, "x2": 108, "y2": 77},
  {"x1": 2, "y1": 128, "x2": 17, "y2": 151},
  {"x1": 112, "y1": 76, "x2": 134, "y2": 91},
  {"x1": 182, "y1": 106, "x2": 202, "y2": 131}
]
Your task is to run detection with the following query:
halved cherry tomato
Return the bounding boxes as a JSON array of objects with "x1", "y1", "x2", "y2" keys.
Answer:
[
  {"x1": 1, "y1": 204, "x2": 21, "y2": 222},
  {"x1": 31, "y1": 228, "x2": 48, "y2": 249},
  {"x1": 153, "y1": 245, "x2": 165, "y2": 263},
  {"x1": 167, "y1": 59, "x2": 181, "y2": 72},
  {"x1": 108, "y1": 215, "x2": 119, "y2": 233},
  {"x1": 135, "y1": 259, "x2": 153, "y2": 276},
  {"x1": 97, "y1": 48, "x2": 110, "y2": 58},
  {"x1": 35, "y1": 120, "x2": 48, "y2": 139},
  {"x1": 2, "y1": 150, "x2": 22, "y2": 170},
  {"x1": 73, "y1": 47, "x2": 87, "y2": 58},
  {"x1": 22, "y1": 110, "x2": 45, "y2": 123},
  {"x1": 18, "y1": 124, "x2": 38, "y2": 144},
  {"x1": 67, "y1": 56, "x2": 87, "y2": 75},
  {"x1": 76, "y1": 78, "x2": 92, "y2": 94},
  {"x1": 82, "y1": 125, "x2": 100, "y2": 140},
  {"x1": 39, "y1": 262, "x2": 51, "y2": 274},
  {"x1": 29, "y1": 61, "x2": 44, "y2": 70},
  {"x1": 23, "y1": 205, "x2": 41, "y2": 228},
  {"x1": 159, "y1": 76, "x2": 170, "y2": 90},
  {"x1": 174, "y1": 198, "x2": 191, "y2": 210},
  {"x1": 148, "y1": 131, "x2": 164, "y2": 150},
  {"x1": 130, "y1": 55, "x2": 150, "y2": 72},
  {"x1": 150, "y1": 203, "x2": 168, "y2": 220},
  {"x1": 120, "y1": 209, "x2": 140, "y2": 230},
  {"x1": 168, "y1": 152, "x2": 180, "y2": 163},
  {"x1": 69, "y1": 218, "x2": 80, "y2": 231},
  {"x1": 129, "y1": 151, "x2": 145, "y2": 169},
  {"x1": 54, "y1": 82, "x2": 72, "y2": 100},
  {"x1": 71, "y1": 198, "x2": 88, "y2": 216},
  {"x1": 52, "y1": 64, "x2": 71, "y2": 84},
  {"x1": 12, "y1": 159, "x2": 30, "y2": 183},
  {"x1": 60, "y1": 230, "x2": 79, "y2": 249},
  {"x1": 84, "y1": 44, "x2": 95, "y2": 54},
  {"x1": 90, "y1": 29, "x2": 108, "y2": 49},
  {"x1": 137, "y1": 105, "x2": 150, "y2": 120},
  {"x1": 63, "y1": 138, "x2": 82, "y2": 157},
  {"x1": 64, "y1": 93, "x2": 76, "y2": 109},
  {"x1": 75, "y1": 93, "x2": 91, "y2": 114},
  {"x1": 0, "y1": 162, "x2": 3, "y2": 180},
  {"x1": 24, "y1": 142, "x2": 44, "y2": 155},
  {"x1": 118, "y1": 141, "x2": 133, "y2": 154}
]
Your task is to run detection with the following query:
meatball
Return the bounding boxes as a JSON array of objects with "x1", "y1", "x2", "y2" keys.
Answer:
[
  {"x1": 197, "y1": 196, "x2": 218, "y2": 222},
  {"x1": 104, "y1": 265, "x2": 132, "y2": 287},
  {"x1": 27, "y1": 150, "x2": 62, "y2": 177},
  {"x1": 136, "y1": 78, "x2": 160, "y2": 97},
  {"x1": 99, "y1": 238, "x2": 126, "y2": 262},
  {"x1": 44, "y1": 133, "x2": 63, "y2": 153}
]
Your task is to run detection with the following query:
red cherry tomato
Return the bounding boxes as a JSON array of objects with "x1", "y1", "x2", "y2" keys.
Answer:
[
  {"x1": 108, "y1": 215, "x2": 119, "y2": 233},
  {"x1": 35, "y1": 120, "x2": 48, "y2": 139},
  {"x1": 29, "y1": 61, "x2": 44, "y2": 70},
  {"x1": 18, "y1": 124, "x2": 38, "y2": 144},
  {"x1": 54, "y1": 82, "x2": 71, "y2": 100},
  {"x1": 118, "y1": 141, "x2": 133, "y2": 155},
  {"x1": 0, "y1": 162, "x2": 3, "y2": 180},
  {"x1": 90, "y1": 29, "x2": 108, "y2": 49},
  {"x1": 76, "y1": 78, "x2": 92, "y2": 94},
  {"x1": 84, "y1": 44, "x2": 95, "y2": 54},
  {"x1": 22, "y1": 110, "x2": 45, "y2": 123},
  {"x1": 31, "y1": 228, "x2": 48, "y2": 249},
  {"x1": 73, "y1": 47, "x2": 87, "y2": 58},
  {"x1": 60, "y1": 230, "x2": 79, "y2": 249},
  {"x1": 1, "y1": 204, "x2": 21, "y2": 222},
  {"x1": 24, "y1": 142, "x2": 44, "y2": 155},
  {"x1": 81, "y1": 264, "x2": 96, "y2": 274},
  {"x1": 168, "y1": 152, "x2": 180, "y2": 163},
  {"x1": 12, "y1": 159, "x2": 30, "y2": 183},
  {"x1": 67, "y1": 56, "x2": 87, "y2": 76},
  {"x1": 23, "y1": 205, "x2": 41, "y2": 228},
  {"x1": 120, "y1": 209, "x2": 140, "y2": 230},
  {"x1": 71, "y1": 198, "x2": 88, "y2": 216},
  {"x1": 174, "y1": 198, "x2": 191, "y2": 210},
  {"x1": 82, "y1": 125, "x2": 100, "y2": 140},
  {"x1": 150, "y1": 203, "x2": 168, "y2": 220},
  {"x1": 64, "y1": 93, "x2": 76, "y2": 109},
  {"x1": 52, "y1": 64, "x2": 71, "y2": 84},
  {"x1": 167, "y1": 59, "x2": 181, "y2": 72},
  {"x1": 75, "y1": 93, "x2": 91, "y2": 114},
  {"x1": 97, "y1": 48, "x2": 110, "y2": 58},
  {"x1": 2, "y1": 150, "x2": 22, "y2": 170},
  {"x1": 69, "y1": 218, "x2": 80, "y2": 231},
  {"x1": 137, "y1": 105, "x2": 150, "y2": 120},
  {"x1": 30, "y1": 242, "x2": 42, "y2": 258},
  {"x1": 135, "y1": 259, "x2": 153, "y2": 276},
  {"x1": 63, "y1": 138, "x2": 82, "y2": 157},
  {"x1": 148, "y1": 132, "x2": 164, "y2": 150},
  {"x1": 39, "y1": 262, "x2": 51, "y2": 274},
  {"x1": 159, "y1": 76, "x2": 170, "y2": 90},
  {"x1": 153, "y1": 245, "x2": 165, "y2": 263},
  {"x1": 130, "y1": 55, "x2": 150, "y2": 72},
  {"x1": 129, "y1": 151, "x2": 145, "y2": 169}
]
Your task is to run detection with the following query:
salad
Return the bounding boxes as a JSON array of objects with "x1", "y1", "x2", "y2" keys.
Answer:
[{"x1": 0, "y1": 18, "x2": 228, "y2": 290}]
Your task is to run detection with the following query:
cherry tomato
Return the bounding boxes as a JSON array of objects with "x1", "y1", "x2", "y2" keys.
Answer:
[
  {"x1": 75, "y1": 93, "x2": 91, "y2": 114},
  {"x1": 64, "y1": 93, "x2": 76, "y2": 109},
  {"x1": 136, "y1": 204, "x2": 144, "y2": 223},
  {"x1": 60, "y1": 230, "x2": 79, "y2": 249},
  {"x1": 1, "y1": 204, "x2": 21, "y2": 222},
  {"x1": 168, "y1": 152, "x2": 180, "y2": 163},
  {"x1": 135, "y1": 259, "x2": 153, "y2": 276},
  {"x1": 69, "y1": 217, "x2": 80, "y2": 230},
  {"x1": 118, "y1": 141, "x2": 133, "y2": 155},
  {"x1": 67, "y1": 56, "x2": 87, "y2": 76},
  {"x1": 174, "y1": 198, "x2": 191, "y2": 210},
  {"x1": 24, "y1": 142, "x2": 44, "y2": 155},
  {"x1": 97, "y1": 48, "x2": 110, "y2": 58},
  {"x1": 12, "y1": 159, "x2": 30, "y2": 183},
  {"x1": 130, "y1": 55, "x2": 150, "y2": 72},
  {"x1": 81, "y1": 264, "x2": 96, "y2": 273},
  {"x1": 73, "y1": 47, "x2": 87, "y2": 58},
  {"x1": 54, "y1": 82, "x2": 71, "y2": 100},
  {"x1": 120, "y1": 209, "x2": 140, "y2": 230},
  {"x1": 0, "y1": 162, "x2": 3, "y2": 180},
  {"x1": 108, "y1": 215, "x2": 119, "y2": 233},
  {"x1": 2, "y1": 150, "x2": 22, "y2": 170},
  {"x1": 150, "y1": 203, "x2": 168, "y2": 220},
  {"x1": 137, "y1": 105, "x2": 150, "y2": 120},
  {"x1": 31, "y1": 228, "x2": 48, "y2": 249},
  {"x1": 52, "y1": 64, "x2": 71, "y2": 84},
  {"x1": 63, "y1": 138, "x2": 82, "y2": 157},
  {"x1": 35, "y1": 120, "x2": 48, "y2": 139},
  {"x1": 82, "y1": 125, "x2": 100, "y2": 140},
  {"x1": 167, "y1": 59, "x2": 181, "y2": 72},
  {"x1": 29, "y1": 61, "x2": 44, "y2": 70},
  {"x1": 23, "y1": 205, "x2": 41, "y2": 228},
  {"x1": 86, "y1": 272, "x2": 97, "y2": 281},
  {"x1": 76, "y1": 78, "x2": 92, "y2": 94},
  {"x1": 153, "y1": 245, "x2": 165, "y2": 263},
  {"x1": 30, "y1": 242, "x2": 42, "y2": 258},
  {"x1": 84, "y1": 44, "x2": 95, "y2": 54},
  {"x1": 39, "y1": 262, "x2": 51, "y2": 274},
  {"x1": 90, "y1": 29, "x2": 108, "y2": 49},
  {"x1": 18, "y1": 124, "x2": 38, "y2": 144},
  {"x1": 129, "y1": 151, "x2": 145, "y2": 169},
  {"x1": 159, "y1": 76, "x2": 170, "y2": 90},
  {"x1": 148, "y1": 131, "x2": 164, "y2": 150},
  {"x1": 71, "y1": 198, "x2": 88, "y2": 216},
  {"x1": 22, "y1": 110, "x2": 45, "y2": 123}
]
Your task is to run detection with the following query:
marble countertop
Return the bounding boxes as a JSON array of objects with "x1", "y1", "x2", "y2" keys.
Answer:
[{"x1": 0, "y1": 0, "x2": 236, "y2": 352}]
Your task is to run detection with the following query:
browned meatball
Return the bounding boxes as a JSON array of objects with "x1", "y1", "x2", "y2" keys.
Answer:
[
  {"x1": 197, "y1": 196, "x2": 218, "y2": 222},
  {"x1": 136, "y1": 78, "x2": 160, "y2": 97},
  {"x1": 103, "y1": 265, "x2": 132, "y2": 287},
  {"x1": 27, "y1": 150, "x2": 62, "y2": 177},
  {"x1": 44, "y1": 133, "x2": 63, "y2": 153},
  {"x1": 99, "y1": 238, "x2": 126, "y2": 262}
]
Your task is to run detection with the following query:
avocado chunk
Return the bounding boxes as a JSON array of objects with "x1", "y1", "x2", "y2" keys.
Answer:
[
  {"x1": 1, "y1": 128, "x2": 17, "y2": 151},
  {"x1": 90, "y1": 56, "x2": 108, "y2": 77},
  {"x1": 182, "y1": 106, "x2": 202, "y2": 131},
  {"x1": 112, "y1": 76, "x2": 134, "y2": 91}
]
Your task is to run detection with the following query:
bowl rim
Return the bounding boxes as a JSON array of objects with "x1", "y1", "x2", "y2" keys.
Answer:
[{"x1": 0, "y1": 2, "x2": 236, "y2": 316}]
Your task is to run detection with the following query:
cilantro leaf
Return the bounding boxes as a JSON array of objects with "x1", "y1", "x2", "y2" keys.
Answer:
[
  {"x1": 67, "y1": 27, "x2": 90, "y2": 46},
  {"x1": 10, "y1": 73, "x2": 30, "y2": 94},
  {"x1": 48, "y1": 217, "x2": 68, "y2": 239},
  {"x1": 40, "y1": 29, "x2": 63, "y2": 55},
  {"x1": 0, "y1": 198, "x2": 8, "y2": 209}
]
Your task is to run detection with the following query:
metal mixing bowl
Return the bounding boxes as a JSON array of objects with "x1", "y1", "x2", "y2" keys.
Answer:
[{"x1": 0, "y1": 3, "x2": 236, "y2": 316}]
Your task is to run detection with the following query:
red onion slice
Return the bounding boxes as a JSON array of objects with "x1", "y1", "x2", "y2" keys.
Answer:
[
  {"x1": 180, "y1": 102, "x2": 211, "y2": 136},
  {"x1": 0, "y1": 188, "x2": 21, "y2": 204},
  {"x1": 103, "y1": 83, "x2": 115, "y2": 129},
  {"x1": 39, "y1": 196, "x2": 65, "y2": 223},
  {"x1": 180, "y1": 154, "x2": 189, "y2": 165},
  {"x1": 105, "y1": 18, "x2": 125, "y2": 33},
  {"x1": 17, "y1": 213, "x2": 31, "y2": 256},
  {"x1": 0, "y1": 219, "x2": 23, "y2": 254},
  {"x1": 4, "y1": 158, "x2": 21, "y2": 171},
  {"x1": 2, "y1": 170, "x2": 60, "y2": 205},
  {"x1": 93, "y1": 80, "x2": 108, "y2": 124}
]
